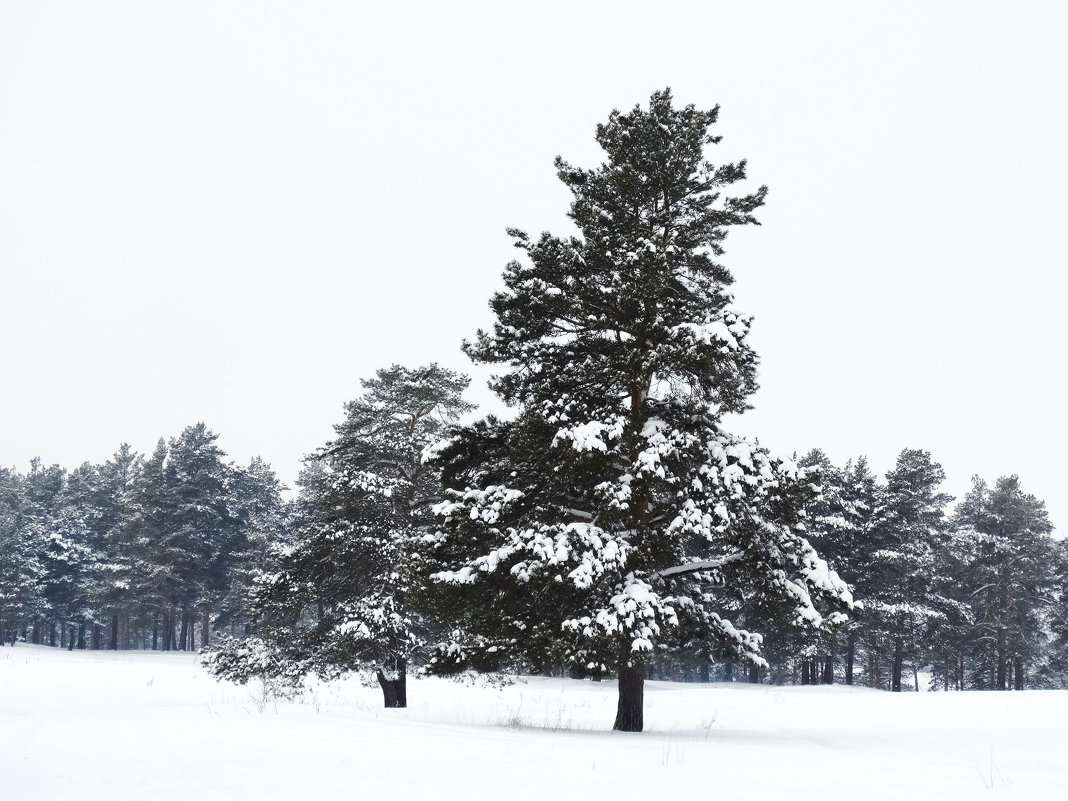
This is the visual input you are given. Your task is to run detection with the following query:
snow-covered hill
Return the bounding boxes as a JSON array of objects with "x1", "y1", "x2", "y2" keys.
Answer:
[{"x1": 2, "y1": 644, "x2": 1063, "y2": 799}]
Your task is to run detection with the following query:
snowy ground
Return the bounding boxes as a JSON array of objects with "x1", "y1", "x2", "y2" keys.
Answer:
[{"x1": 2, "y1": 645, "x2": 1065, "y2": 799}]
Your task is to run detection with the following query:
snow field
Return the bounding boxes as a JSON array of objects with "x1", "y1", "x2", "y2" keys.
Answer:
[{"x1": 2, "y1": 644, "x2": 1065, "y2": 799}]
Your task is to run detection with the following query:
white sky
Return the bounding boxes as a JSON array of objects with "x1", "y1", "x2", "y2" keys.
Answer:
[{"x1": 1, "y1": 1, "x2": 1065, "y2": 526}]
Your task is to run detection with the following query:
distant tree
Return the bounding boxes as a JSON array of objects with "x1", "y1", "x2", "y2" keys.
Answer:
[
  {"x1": 422, "y1": 90, "x2": 853, "y2": 731},
  {"x1": 216, "y1": 457, "x2": 290, "y2": 637},
  {"x1": 862, "y1": 449, "x2": 953, "y2": 691},
  {"x1": 951, "y1": 475, "x2": 1056, "y2": 689},
  {"x1": 0, "y1": 468, "x2": 47, "y2": 645}
]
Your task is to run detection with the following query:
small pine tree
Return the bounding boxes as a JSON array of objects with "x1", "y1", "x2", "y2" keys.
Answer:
[{"x1": 231, "y1": 364, "x2": 472, "y2": 708}]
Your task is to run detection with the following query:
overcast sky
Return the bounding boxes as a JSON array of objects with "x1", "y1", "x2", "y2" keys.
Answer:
[{"x1": 1, "y1": 1, "x2": 1065, "y2": 526}]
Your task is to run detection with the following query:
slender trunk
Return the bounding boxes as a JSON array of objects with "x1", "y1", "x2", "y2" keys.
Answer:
[
  {"x1": 749, "y1": 664, "x2": 759, "y2": 684},
  {"x1": 201, "y1": 609, "x2": 210, "y2": 650},
  {"x1": 179, "y1": 610, "x2": 189, "y2": 651},
  {"x1": 996, "y1": 627, "x2": 1007, "y2": 690},
  {"x1": 722, "y1": 660, "x2": 731, "y2": 682},
  {"x1": 800, "y1": 660, "x2": 810, "y2": 685},
  {"x1": 1014, "y1": 657, "x2": 1023, "y2": 691},
  {"x1": 77, "y1": 624, "x2": 86, "y2": 650},
  {"x1": 822, "y1": 654, "x2": 834, "y2": 685},
  {"x1": 613, "y1": 664, "x2": 645, "y2": 732},
  {"x1": 912, "y1": 663, "x2": 919, "y2": 692},
  {"x1": 699, "y1": 660, "x2": 710, "y2": 683},
  {"x1": 845, "y1": 634, "x2": 856, "y2": 686},
  {"x1": 152, "y1": 613, "x2": 159, "y2": 651},
  {"x1": 67, "y1": 624, "x2": 75, "y2": 651},
  {"x1": 891, "y1": 639, "x2": 903, "y2": 692}
]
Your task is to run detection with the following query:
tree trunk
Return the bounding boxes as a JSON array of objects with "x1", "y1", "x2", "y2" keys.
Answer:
[
  {"x1": 613, "y1": 664, "x2": 645, "y2": 732},
  {"x1": 699, "y1": 660, "x2": 710, "y2": 683},
  {"x1": 201, "y1": 609, "x2": 210, "y2": 649},
  {"x1": 152, "y1": 613, "x2": 159, "y2": 651},
  {"x1": 1014, "y1": 657, "x2": 1023, "y2": 690},
  {"x1": 179, "y1": 610, "x2": 189, "y2": 651},
  {"x1": 77, "y1": 624, "x2": 86, "y2": 650},
  {"x1": 375, "y1": 657, "x2": 408, "y2": 708},
  {"x1": 822, "y1": 654, "x2": 834, "y2": 684},
  {"x1": 845, "y1": 634, "x2": 856, "y2": 685},
  {"x1": 913, "y1": 663, "x2": 920, "y2": 692},
  {"x1": 996, "y1": 627, "x2": 1007, "y2": 690},
  {"x1": 800, "y1": 660, "x2": 810, "y2": 685},
  {"x1": 67, "y1": 624, "x2": 75, "y2": 651},
  {"x1": 891, "y1": 639, "x2": 903, "y2": 692}
]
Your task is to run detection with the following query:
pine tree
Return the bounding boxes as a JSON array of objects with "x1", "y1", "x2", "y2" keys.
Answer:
[
  {"x1": 422, "y1": 90, "x2": 853, "y2": 731},
  {"x1": 0, "y1": 467, "x2": 47, "y2": 645},
  {"x1": 862, "y1": 449, "x2": 953, "y2": 691},
  {"x1": 951, "y1": 475, "x2": 1056, "y2": 689},
  {"x1": 226, "y1": 364, "x2": 472, "y2": 707}
]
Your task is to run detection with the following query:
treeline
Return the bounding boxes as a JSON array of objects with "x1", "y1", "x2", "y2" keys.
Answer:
[
  {"x1": 713, "y1": 448, "x2": 1065, "y2": 691},
  {"x1": 0, "y1": 423, "x2": 287, "y2": 651}
]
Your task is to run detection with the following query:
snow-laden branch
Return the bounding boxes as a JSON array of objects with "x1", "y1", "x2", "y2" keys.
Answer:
[{"x1": 651, "y1": 553, "x2": 742, "y2": 580}]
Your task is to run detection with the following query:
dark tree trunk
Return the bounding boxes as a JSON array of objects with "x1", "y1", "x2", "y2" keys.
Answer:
[
  {"x1": 613, "y1": 664, "x2": 645, "y2": 732},
  {"x1": 49, "y1": 622, "x2": 56, "y2": 647},
  {"x1": 913, "y1": 663, "x2": 920, "y2": 692},
  {"x1": 749, "y1": 664, "x2": 760, "y2": 684},
  {"x1": 800, "y1": 660, "x2": 810, "y2": 685},
  {"x1": 179, "y1": 610, "x2": 189, "y2": 651},
  {"x1": 723, "y1": 660, "x2": 733, "y2": 682},
  {"x1": 1014, "y1": 657, "x2": 1024, "y2": 690},
  {"x1": 152, "y1": 613, "x2": 159, "y2": 651},
  {"x1": 891, "y1": 639, "x2": 903, "y2": 692},
  {"x1": 111, "y1": 614, "x2": 119, "y2": 650},
  {"x1": 67, "y1": 624, "x2": 75, "y2": 651},
  {"x1": 845, "y1": 634, "x2": 856, "y2": 685},
  {"x1": 201, "y1": 609, "x2": 210, "y2": 650},
  {"x1": 77, "y1": 624, "x2": 86, "y2": 650},
  {"x1": 822, "y1": 654, "x2": 834, "y2": 684},
  {"x1": 375, "y1": 658, "x2": 408, "y2": 708},
  {"x1": 996, "y1": 628, "x2": 1007, "y2": 690},
  {"x1": 699, "y1": 660, "x2": 710, "y2": 683}
]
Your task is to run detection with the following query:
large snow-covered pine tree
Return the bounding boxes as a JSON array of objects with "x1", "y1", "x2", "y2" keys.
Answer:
[{"x1": 422, "y1": 90, "x2": 854, "y2": 731}]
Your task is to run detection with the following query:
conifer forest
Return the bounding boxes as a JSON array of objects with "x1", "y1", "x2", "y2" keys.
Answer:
[{"x1": 3, "y1": 91, "x2": 1065, "y2": 739}]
